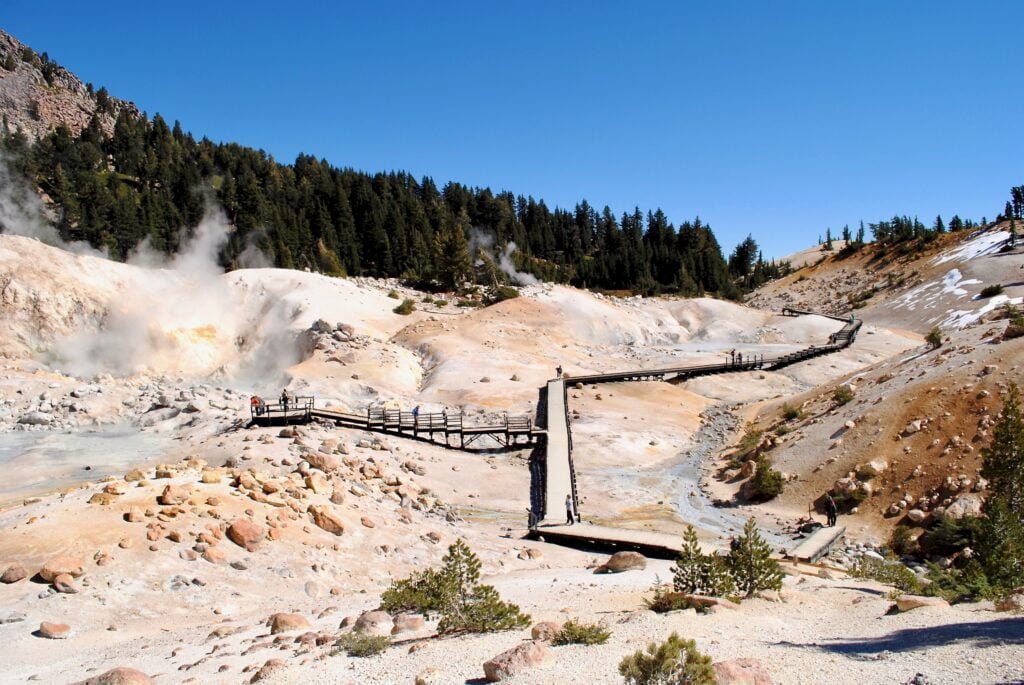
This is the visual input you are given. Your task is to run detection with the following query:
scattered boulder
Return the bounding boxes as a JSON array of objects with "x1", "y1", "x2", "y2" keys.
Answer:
[
  {"x1": 309, "y1": 505, "x2": 346, "y2": 536},
  {"x1": 482, "y1": 640, "x2": 548, "y2": 682},
  {"x1": 894, "y1": 595, "x2": 949, "y2": 612},
  {"x1": 269, "y1": 613, "x2": 311, "y2": 634},
  {"x1": 38, "y1": 621, "x2": 71, "y2": 639},
  {"x1": 227, "y1": 519, "x2": 265, "y2": 552},
  {"x1": 305, "y1": 452, "x2": 339, "y2": 473},
  {"x1": 906, "y1": 509, "x2": 927, "y2": 524},
  {"x1": 124, "y1": 470, "x2": 146, "y2": 482},
  {"x1": 530, "y1": 620, "x2": 563, "y2": 641},
  {"x1": 353, "y1": 610, "x2": 393, "y2": 637},
  {"x1": 360, "y1": 516, "x2": 376, "y2": 529},
  {"x1": 415, "y1": 667, "x2": 445, "y2": 685},
  {"x1": 391, "y1": 613, "x2": 425, "y2": 635},
  {"x1": 158, "y1": 484, "x2": 192, "y2": 506},
  {"x1": 249, "y1": 659, "x2": 286, "y2": 683},
  {"x1": 72, "y1": 666, "x2": 154, "y2": 685},
  {"x1": 1, "y1": 563, "x2": 28, "y2": 584},
  {"x1": 713, "y1": 658, "x2": 773, "y2": 685},
  {"x1": 39, "y1": 555, "x2": 84, "y2": 582},
  {"x1": 945, "y1": 494, "x2": 984, "y2": 520},
  {"x1": 52, "y1": 573, "x2": 79, "y2": 593},
  {"x1": 596, "y1": 551, "x2": 647, "y2": 573},
  {"x1": 994, "y1": 589, "x2": 1024, "y2": 613}
]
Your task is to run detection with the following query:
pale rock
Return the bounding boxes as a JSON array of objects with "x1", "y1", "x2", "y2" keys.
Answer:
[
  {"x1": 530, "y1": 620, "x2": 563, "y2": 641},
  {"x1": 596, "y1": 551, "x2": 646, "y2": 573},
  {"x1": 353, "y1": 610, "x2": 393, "y2": 637},
  {"x1": 713, "y1": 658, "x2": 773, "y2": 685},
  {"x1": 38, "y1": 621, "x2": 71, "y2": 639},
  {"x1": 39, "y1": 555, "x2": 84, "y2": 582},
  {"x1": 269, "y1": 612, "x2": 311, "y2": 634},
  {"x1": 483, "y1": 641, "x2": 548, "y2": 682}
]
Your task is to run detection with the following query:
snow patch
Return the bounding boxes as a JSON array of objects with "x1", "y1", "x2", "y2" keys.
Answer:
[{"x1": 933, "y1": 230, "x2": 1010, "y2": 265}]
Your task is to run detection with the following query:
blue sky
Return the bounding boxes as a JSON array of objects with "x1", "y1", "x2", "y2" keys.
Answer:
[{"x1": 4, "y1": 1, "x2": 1022, "y2": 259}]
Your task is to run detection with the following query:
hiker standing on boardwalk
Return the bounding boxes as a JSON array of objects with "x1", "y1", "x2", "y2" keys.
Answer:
[
  {"x1": 565, "y1": 493, "x2": 575, "y2": 525},
  {"x1": 280, "y1": 389, "x2": 289, "y2": 412},
  {"x1": 824, "y1": 493, "x2": 838, "y2": 527},
  {"x1": 556, "y1": 365, "x2": 563, "y2": 378}
]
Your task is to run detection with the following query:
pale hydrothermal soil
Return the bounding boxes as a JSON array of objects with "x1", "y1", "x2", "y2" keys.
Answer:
[{"x1": 0, "y1": 232, "x2": 1002, "y2": 685}]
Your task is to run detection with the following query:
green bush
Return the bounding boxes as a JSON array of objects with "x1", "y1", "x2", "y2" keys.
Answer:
[
  {"x1": 889, "y1": 525, "x2": 919, "y2": 557},
  {"x1": 832, "y1": 386, "x2": 855, "y2": 406},
  {"x1": 334, "y1": 632, "x2": 389, "y2": 657},
  {"x1": 747, "y1": 456, "x2": 785, "y2": 501},
  {"x1": 646, "y1": 588, "x2": 702, "y2": 614},
  {"x1": 726, "y1": 518, "x2": 784, "y2": 597},
  {"x1": 781, "y1": 403, "x2": 804, "y2": 421},
  {"x1": 672, "y1": 526, "x2": 736, "y2": 597},
  {"x1": 856, "y1": 464, "x2": 879, "y2": 481},
  {"x1": 979, "y1": 284, "x2": 1004, "y2": 298},
  {"x1": 618, "y1": 632, "x2": 715, "y2": 685},
  {"x1": 486, "y1": 285, "x2": 520, "y2": 305},
  {"x1": 923, "y1": 560, "x2": 997, "y2": 603},
  {"x1": 848, "y1": 555, "x2": 920, "y2": 594},
  {"x1": 926, "y1": 326, "x2": 943, "y2": 349},
  {"x1": 434, "y1": 298, "x2": 448, "y2": 307},
  {"x1": 729, "y1": 424, "x2": 763, "y2": 466},
  {"x1": 387, "y1": 289, "x2": 400, "y2": 299},
  {"x1": 393, "y1": 298, "x2": 416, "y2": 315},
  {"x1": 552, "y1": 619, "x2": 611, "y2": 646},
  {"x1": 918, "y1": 514, "x2": 985, "y2": 557},
  {"x1": 379, "y1": 539, "x2": 529, "y2": 635}
]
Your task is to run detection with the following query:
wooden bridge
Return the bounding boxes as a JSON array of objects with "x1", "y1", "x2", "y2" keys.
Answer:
[{"x1": 250, "y1": 399, "x2": 541, "y2": 450}]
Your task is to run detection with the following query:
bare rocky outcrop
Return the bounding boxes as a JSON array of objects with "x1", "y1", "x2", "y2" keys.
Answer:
[
  {"x1": 595, "y1": 551, "x2": 647, "y2": 573},
  {"x1": 0, "y1": 30, "x2": 140, "y2": 142},
  {"x1": 38, "y1": 555, "x2": 83, "y2": 582},
  {"x1": 72, "y1": 667, "x2": 154, "y2": 685}
]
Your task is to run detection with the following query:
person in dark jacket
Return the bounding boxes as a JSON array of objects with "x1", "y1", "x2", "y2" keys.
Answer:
[{"x1": 824, "y1": 493, "x2": 838, "y2": 527}]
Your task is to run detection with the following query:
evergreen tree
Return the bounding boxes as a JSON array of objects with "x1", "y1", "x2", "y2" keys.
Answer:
[
  {"x1": 672, "y1": 525, "x2": 736, "y2": 597},
  {"x1": 979, "y1": 384, "x2": 1024, "y2": 590},
  {"x1": 619, "y1": 632, "x2": 715, "y2": 685},
  {"x1": 432, "y1": 211, "x2": 472, "y2": 290},
  {"x1": 726, "y1": 518, "x2": 783, "y2": 597}
]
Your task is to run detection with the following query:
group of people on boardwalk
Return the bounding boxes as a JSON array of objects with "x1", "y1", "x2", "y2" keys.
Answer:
[
  {"x1": 728, "y1": 349, "x2": 764, "y2": 366},
  {"x1": 249, "y1": 389, "x2": 295, "y2": 416}
]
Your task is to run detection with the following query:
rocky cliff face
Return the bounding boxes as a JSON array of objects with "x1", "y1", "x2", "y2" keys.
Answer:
[{"x1": 0, "y1": 30, "x2": 139, "y2": 141}]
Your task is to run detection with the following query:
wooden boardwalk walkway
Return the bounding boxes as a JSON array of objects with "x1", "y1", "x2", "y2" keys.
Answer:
[
  {"x1": 786, "y1": 525, "x2": 847, "y2": 563},
  {"x1": 247, "y1": 309, "x2": 862, "y2": 557}
]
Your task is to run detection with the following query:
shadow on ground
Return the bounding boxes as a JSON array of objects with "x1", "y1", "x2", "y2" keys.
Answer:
[{"x1": 784, "y1": 617, "x2": 1024, "y2": 655}]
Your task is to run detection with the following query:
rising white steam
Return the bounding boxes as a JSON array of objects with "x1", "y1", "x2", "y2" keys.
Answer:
[{"x1": 468, "y1": 228, "x2": 538, "y2": 286}]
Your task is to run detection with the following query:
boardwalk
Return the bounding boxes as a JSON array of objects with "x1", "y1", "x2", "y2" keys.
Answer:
[
  {"x1": 248, "y1": 309, "x2": 861, "y2": 555},
  {"x1": 530, "y1": 311, "x2": 862, "y2": 552}
]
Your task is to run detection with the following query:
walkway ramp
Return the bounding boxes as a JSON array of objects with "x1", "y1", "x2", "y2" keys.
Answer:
[
  {"x1": 539, "y1": 378, "x2": 577, "y2": 526},
  {"x1": 786, "y1": 525, "x2": 846, "y2": 563},
  {"x1": 532, "y1": 522, "x2": 688, "y2": 559}
]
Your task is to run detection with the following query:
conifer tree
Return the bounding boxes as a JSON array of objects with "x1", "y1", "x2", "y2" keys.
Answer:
[
  {"x1": 619, "y1": 632, "x2": 715, "y2": 685},
  {"x1": 979, "y1": 384, "x2": 1024, "y2": 589},
  {"x1": 726, "y1": 518, "x2": 783, "y2": 597},
  {"x1": 672, "y1": 525, "x2": 736, "y2": 597}
]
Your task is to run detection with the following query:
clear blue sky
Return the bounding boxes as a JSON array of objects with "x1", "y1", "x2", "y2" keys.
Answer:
[{"x1": 4, "y1": 1, "x2": 1022, "y2": 259}]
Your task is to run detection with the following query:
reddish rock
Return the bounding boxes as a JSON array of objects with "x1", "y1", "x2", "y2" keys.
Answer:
[
  {"x1": 391, "y1": 613, "x2": 425, "y2": 635},
  {"x1": 1, "y1": 562, "x2": 28, "y2": 584},
  {"x1": 713, "y1": 658, "x2": 774, "y2": 685},
  {"x1": 38, "y1": 621, "x2": 71, "y2": 639},
  {"x1": 309, "y1": 505, "x2": 345, "y2": 536},
  {"x1": 483, "y1": 641, "x2": 548, "y2": 682},
  {"x1": 203, "y1": 547, "x2": 226, "y2": 564},
  {"x1": 353, "y1": 610, "x2": 393, "y2": 637},
  {"x1": 158, "y1": 484, "x2": 192, "y2": 506},
  {"x1": 227, "y1": 519, "x2": 265, "y2": 552},
  {"x1": 249, "y1": 659, "x2": 286, "y2": 682},
  {"x1": 360, "y1": 516, "x2": 376, "y2": 528},
  {"x1": 269, "y1": 613, "x2": 311, "y2": 634},
  {"x1": 306, "y1": 452, "x2": 339, "y2": 473},
  {"x1": 52, "y1": 573, "x2": 79, "y2": 593},
  {"x1": 894, "y1": 595, "x2": 950, "y2": 612},
  {"x1": 596, "y1": 551, "x2": 647, "y2": 573},
  {"x1": 39, "y1": 555, "x2": 84, "y2": 582},
  {"x1": 124, "y1": 507, "x2": 145, "y2": 523},
  {"x1": 72, "y1": 666, "x2": 154, "y2": 684},
  {"x1": 530, "y1": 620, "x2": 563, "y2": 641}
]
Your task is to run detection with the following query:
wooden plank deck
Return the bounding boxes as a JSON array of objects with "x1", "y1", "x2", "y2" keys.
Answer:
[
  {"x1": 786, "y1": 525, "x2": 846, "y2": 563},
  {"x1": 539, "y1": 378, "x2": 574, "y2": 526},
  {"x1": 531, "y1": 522, "x2": 688, "y2": 558}
]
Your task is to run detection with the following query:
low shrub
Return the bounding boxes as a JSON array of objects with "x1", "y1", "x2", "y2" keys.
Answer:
[
  {"x1": 889, "y1": 525, "x2": 919, "y2": 557},
  {"x1": 618, "y1": 632, "x2": 715, "y2": 685},
  {"x1": 832, "y1": 386, "x2": 855, "y2": 406},
  {"x1": 552, "y1": 619, "x2": 611, "y2": 646},
  {"x1": 646, "y1": 588, "x2": 701, "y2": 614},
  {"x1": 926, "y1": 326, "x2": 943, "y2": 349},
  {"x1": 923, "y1": 560, "x2": 997, "y2": 603},
  {"x1": 781, "y1": 403, "x2": 804, "y2": 421},
  {"x1": 486, "y1": 285, "x2": 520, "y2": 305},
  {"x1": 393, "y1": 299, "x2": 416, "y2": 315},
  {"x1": 747, "y1": 456, "x2": 785, "y2": 501},
  {"x1": 848, "y1": 555, "x2": 920, "y2": 594},
  {"x1": 334, "y1": 633, "x2": 389, "y2": 657},
  {"x1": 387, "y1": 289, "x2": 400, "y2": 299},
  {"x1": 979, "y1": 284, "x2": 1004, "y2": 298},
  {"x1": 855, "y1": 464, "x2": 879, "y2": 481},
  {"x1": 917, "y1": 514, "x2": 985, "y2": 557}
]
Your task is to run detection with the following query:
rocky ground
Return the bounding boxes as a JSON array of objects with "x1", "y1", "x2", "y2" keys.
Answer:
[{"x1": 0, "y1": 228, "x2": 1022, "y2": 684}]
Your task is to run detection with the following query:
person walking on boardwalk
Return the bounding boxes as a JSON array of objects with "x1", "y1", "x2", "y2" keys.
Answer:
[
  {"x1": 280, "y1": 389, "x2": 289, "y2": 413},
  {"x1": 556, "y1": 365, "x2": 563, "y2": 378},
  {"x1": 565, "y1": 493, "x2": 575, "y2": 525},
  {"x1": 824, "y1": 493, "x2": 838, "y2": 527}
]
